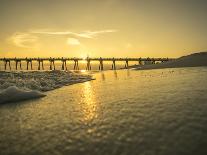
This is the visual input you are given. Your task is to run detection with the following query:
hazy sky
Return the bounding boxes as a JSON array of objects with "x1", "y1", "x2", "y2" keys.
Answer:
[{"x1": 0, "y1": 0, "x2": 207, "y2": 58}]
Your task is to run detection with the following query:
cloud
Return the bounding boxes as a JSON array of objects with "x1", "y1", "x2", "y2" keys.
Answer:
[
  {"x1": 67, "y1": 38, "x2": 80, "y2": 46},
  {"x1": 74, "y1": 30, "x2": 117, "y2": 39},
  {"x1": 30, "y1": 29, "x2": 74, "y2": 35},
  {"x1": 8, "y1": 29, "x2": 117, "y2": 48},
  {"x1": 31, "y1": 29, "x2": 117, "y2": 39},
  {"x1": 9, "y1": 32, "x2": 38, "y2": 48}
]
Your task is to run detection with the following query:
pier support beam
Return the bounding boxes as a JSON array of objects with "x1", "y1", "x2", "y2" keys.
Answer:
[
  {"x1": 125, "y1": 59, "x2": 129, "y2": 68},
  {"x1": 99, "y1": 57, "x2": 103, "y2": 70},
  {"x1": 61, "y1": 58, "x2": 67, "y2": 70},
  {"x1": 37, "y1": 58, "x2": 44, "y2": 70},
  {"x1": 86, "y1": 58, "x2": 91, "y2": 70},
  {"x1": 26, "y1": 58, "x2": 33, "y2": 70},
  {"x1": 49, "y1": 58, "x2": 55, "y2": 70},
  {"x1": 4, "y1": 59, "x2": 11, "y2": 70},
  {"x1": 15, "y1": 58, "x2": 22, "y2": 70},
  {"x1": 112, "y1": 58, "x2": 116, "y2": 70},
  {"x1": 74, "y1": 59, "x2": 79, "y2": 70}
]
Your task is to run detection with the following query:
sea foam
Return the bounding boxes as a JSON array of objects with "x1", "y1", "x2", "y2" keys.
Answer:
[{"x1": 0, "y1": 86, "x2": 46, "y2": 104}]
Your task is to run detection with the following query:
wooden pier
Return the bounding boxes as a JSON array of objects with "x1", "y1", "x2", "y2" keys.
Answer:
[{"x1": 0, "y1": 57, "x2": 174, "y2": 70}]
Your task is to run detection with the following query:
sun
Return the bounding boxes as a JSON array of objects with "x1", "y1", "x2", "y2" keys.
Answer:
[
  {"x1": 80, "y1": 70, "x2": 86, "y2": 73},
  {"x1": 80, "y1": 54, "x2": 87, "y2": 60}
]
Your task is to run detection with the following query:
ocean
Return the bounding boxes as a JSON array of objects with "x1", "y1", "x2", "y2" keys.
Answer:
[{"x1": 0, "y1": 67, "x2": 207, "y2": 155}]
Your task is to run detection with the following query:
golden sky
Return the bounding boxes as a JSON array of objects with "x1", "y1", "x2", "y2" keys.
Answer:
[{"x1": 0, "y1": 0, "x2": 207, "y2": 58}]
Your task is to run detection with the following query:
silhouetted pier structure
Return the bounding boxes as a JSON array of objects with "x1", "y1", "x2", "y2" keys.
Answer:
[{"x1": 0, "y1": 57, "x2": 174, "y2": 70}]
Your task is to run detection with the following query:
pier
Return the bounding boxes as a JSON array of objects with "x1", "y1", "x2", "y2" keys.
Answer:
[{"x1": 0, "y1": 57, "x2": 174, "y2": 70}]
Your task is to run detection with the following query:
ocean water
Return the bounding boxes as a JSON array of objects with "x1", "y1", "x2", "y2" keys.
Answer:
[{"x1": 0, "y1": 67, "x2": 207, "y2": 155}]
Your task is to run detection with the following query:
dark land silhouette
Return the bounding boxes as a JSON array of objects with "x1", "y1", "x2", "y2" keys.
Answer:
[{"x1": 132, "y1": 52, "x2": 207, "y2": 70}]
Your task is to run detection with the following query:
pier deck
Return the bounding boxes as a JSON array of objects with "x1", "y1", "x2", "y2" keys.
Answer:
[{"x1": 0, "y1": 57, "x2": 175, "y2": 70}]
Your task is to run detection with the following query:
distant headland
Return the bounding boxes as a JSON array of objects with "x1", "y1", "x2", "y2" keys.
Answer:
[{"x1": 132, "y1": 52, "x2": 207, "y2": 70}]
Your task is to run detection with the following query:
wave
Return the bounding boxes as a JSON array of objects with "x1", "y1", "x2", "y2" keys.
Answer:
[{"x1": 0, "y1": 86, "x2": 46, "y2": 104}]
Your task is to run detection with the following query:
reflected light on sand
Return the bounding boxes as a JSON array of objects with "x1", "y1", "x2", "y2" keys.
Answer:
[{"x1": 82, "y1": 82, "x2": 98, "y2": 122}]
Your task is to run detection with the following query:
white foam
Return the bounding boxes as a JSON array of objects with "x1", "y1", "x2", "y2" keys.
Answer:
[{"x1": 0, "y1": 86, "x2": 46, "y2": 104}]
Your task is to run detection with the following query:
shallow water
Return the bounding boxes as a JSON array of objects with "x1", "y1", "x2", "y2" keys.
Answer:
[{"x1": 0, "y1": 67, "x2": 207, "y2": 155}]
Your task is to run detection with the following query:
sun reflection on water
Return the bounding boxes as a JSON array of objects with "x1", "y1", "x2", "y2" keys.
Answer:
[{"x1": 81, "y1": 81, "x2": 98, "y2": 122}]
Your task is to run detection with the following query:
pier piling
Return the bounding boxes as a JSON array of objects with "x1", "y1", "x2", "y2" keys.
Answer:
[
  {"x1": 49, "y1": 58, "x2": 55, "y2": 70},
  {"x1": 26, "y1": 58, "x2": 33, "y2": 70},
  {"x1": 86, "y1": 57, "x2": 91, "y2": 70},
  {"x1": 99, "y1": 57, "x2": 104, "y2": 70},
  {"x1": 74, "y1": 59, "x2": 79, "y2": 70},
  {"x1": 112, "y1": 58, "x2": 116, "y2": 70},
  {"x1": 125, "y1": 59, "x2": 129, "y2": 68},
  {"x1": 37, "y1": 58, "x2": 44, "y2": 70},
  {"x1": 61, "y1": 58, "x2": 67, "y2": 70},
  {"x1": 15, "y1": 58, "x2": 22, "y2": 70},
  {"x1": 4, "y1": 59, "x2": 11, "y2": 70}
]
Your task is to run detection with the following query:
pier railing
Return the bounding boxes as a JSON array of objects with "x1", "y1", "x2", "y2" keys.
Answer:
[{"x1": 0, "y1": 57, "x2": 175, "y2": 70}]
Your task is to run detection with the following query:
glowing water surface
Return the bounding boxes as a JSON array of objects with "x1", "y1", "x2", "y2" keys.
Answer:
[{"x1": 0, "y1": 67, "x2": 207, "y2": 155}]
